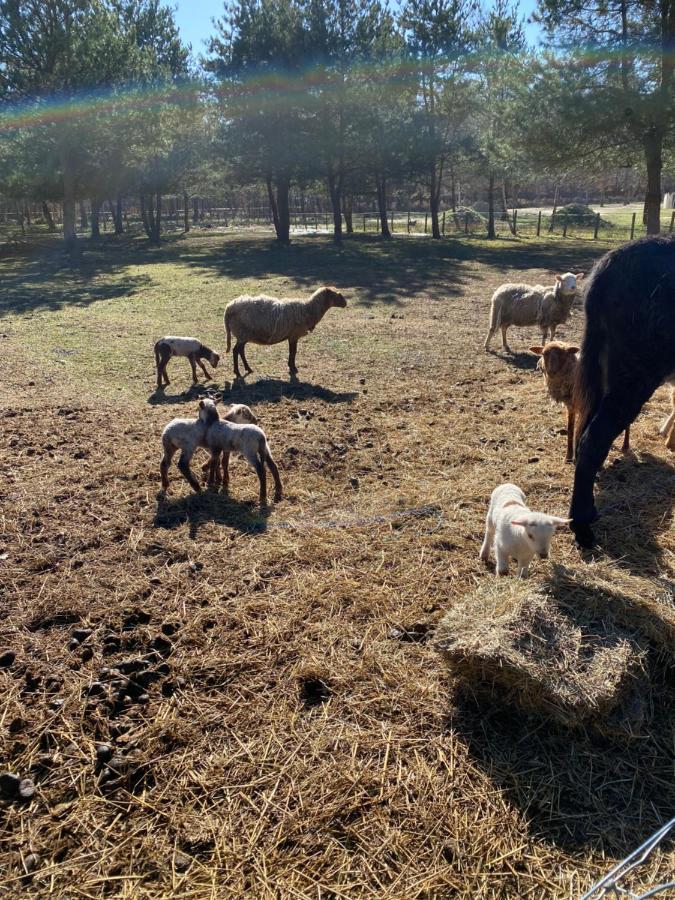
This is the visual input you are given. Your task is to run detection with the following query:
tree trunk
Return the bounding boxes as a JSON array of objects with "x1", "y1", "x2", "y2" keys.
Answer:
[
  {"x1": 275, "y1": 175, "x2": 291, "y2": 245},
  {"x1": 61, "y1": 146, "x2": 77, "y2": 251},
  {"x1": 450, "y1": 171, "x2": 457, "y2": 212},
  {"x1": 24, "y1": 201, "x2": 31, "y2": 226},
  {"x1": 15, "y1": 201, "x2": 25, "y2": 235},
  {"x1": 153, "y1": 192, "x2": 162, "y2": 242},
  {"x1": 342, "y1": 193, "x2": 353, "y2": 233},
  {"x1": 110, "y1": 196, "x2": 123, "y2": 234},
  {"x1": 266, "y1": 175, "x2": 281, "y2": 236},
  {"x1": 328, "y1": 172, "x2": 343, "y2": 246},
  {"x1": 140, "y1": 193, "x2": 151, "y2": 238},
  {"x1": 90, "y1": 198, "x2": 102, "y2": 239},
  {"x1": 548, "y1": 183, "x2": 559, "y2": 232},
  {"x1": 79, "y1": 201, "x2": 88, "y2": 231},
  {"x1": 41, "y1": 202, "x2": 56, "y2": 232},
  {"x1": 487, "y1": 173, "x2": 496, "y2": 239},
  {"x1": 643, "y1": 130, "x2": 662, "y2": 235},
  {"x1": 192, "y1": 198, "x2": 199, "y2": 223},
  {"x1": 183, "y1": 192, "x2": 190, "y2": 232},
  {"x1": 375, "y1": 174, "x2": 391, "y2": 238},
  {"x1": 430, "y1": 165, "x2": 442, "y2": 239}
]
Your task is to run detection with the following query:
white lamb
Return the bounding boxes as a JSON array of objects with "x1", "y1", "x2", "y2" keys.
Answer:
[
  {"x1": 204, "y1": 419, "x2": 282, "y2": 506},
  {"x1": 160, "y1": 400, "x2": 256, "y2": 494},
  {"x1": 658, "y1": 387, "x2": 675, "y2": 451},
  {"x1": 479, "y1": 483, "x2": 570, "y2": 577},
  {"x1": 484, "y1": 272, "x2": 584, "y2": 352}
]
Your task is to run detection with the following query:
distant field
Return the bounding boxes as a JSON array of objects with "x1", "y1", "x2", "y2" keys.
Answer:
[{"x1": 1, "y1": 231, "x2": 673, "y2": 897}]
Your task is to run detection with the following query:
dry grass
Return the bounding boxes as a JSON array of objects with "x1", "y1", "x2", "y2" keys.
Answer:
[{"x1": 0, "y1": 232, "x2": 673, "y2": 898}]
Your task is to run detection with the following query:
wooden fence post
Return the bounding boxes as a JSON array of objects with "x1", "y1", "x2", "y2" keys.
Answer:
[
  {"x1": 536, "y1": 210, "x2": 541, "y2": 237},
  {"x1": 630, "y1": 212, "x2": 636, "y2": 240},
  {"x1": 562, "y1": 214, "x2": 568, "y2": 238},
  {"x1": 442, "y1": 211, "x2": 446, "y2": 235},
  {"x1": 464, "y1": 213, "x2": 469, "y2": 234},
  {"x1": 424, "y1": 213, "x2": 428, "y2": 234},
  {"x1": 407, "y1": 212, "x2": 411, "y2": 233},
  {"x1": 670, "y1": 211, "x2": 675, "y2": 232},
  {"x1": 513, "y1": 209, "x2": 518, "y2": 235},
  {"x1": 363, "y1": 215, "x2": 366, "y2": 233},
  {"x1": 390, "y1": 210, "x2": 394, "y2": 233},
  {"x1": 593, "y1": 212, "x2": 600, "y2": 240}
]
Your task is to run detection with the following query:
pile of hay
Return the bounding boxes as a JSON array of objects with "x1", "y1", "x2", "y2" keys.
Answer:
[{"x1": 435, "y1": 580, "x2": 650, "y2": 736}]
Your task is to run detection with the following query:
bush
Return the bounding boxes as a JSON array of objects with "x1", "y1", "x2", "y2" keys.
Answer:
[
  {"x1": 452, "y1": 206, "x2": 486, "y2": 227},
  {"x1": 553, "y1": 203, "x2": 612, "y2": 230}
]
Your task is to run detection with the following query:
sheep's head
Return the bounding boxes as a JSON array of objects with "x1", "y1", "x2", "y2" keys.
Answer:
[
  {"x1": 198, "y1": 398, "x2": 220, "y2": 425},
  {"x1": 511, "y1": 513, "x2": 571, "y2": 559},
  {"x1": 322, "y1": 286, "x2": 348, "y2": 308},
  {"x1": 223, "y1": 403, "x2": 257, "y2": 425},
  {"x1": 209, "y1": 350, "x2": 220, "y2": 368},
  {"x1": 555, "y1": 272, "x2": 584, "y2": 294},
  {"x1": 530, "y1": 342, "x2": 579, "y2": 377}
]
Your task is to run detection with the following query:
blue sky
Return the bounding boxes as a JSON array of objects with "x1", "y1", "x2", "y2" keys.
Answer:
[{"x1": 172, "y1": 0, "x2": 542, "y2": 59}]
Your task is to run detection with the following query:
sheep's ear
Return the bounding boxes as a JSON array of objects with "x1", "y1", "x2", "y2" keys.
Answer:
[
  {"x1": 575, "y1": 273, "x2": 584, "y2": 280},
  {"x1": 511, "y1": 518, "x2": 533, "y2": 527},
  {"x1": 198, "y1": 400, "x2": 205, "y2": 408},
  {"x1": 530, "y1": 346, "x2": 544, "y2": 355},
  {"x1": 567, "y1": 346, "x2": 580, "y2": 354},
  {"x1": 555, "y1": 274, "x2": 563, "y2": 283},
  {"x1": 551, "y1": 517, "x2": 572, "y2": 528}
]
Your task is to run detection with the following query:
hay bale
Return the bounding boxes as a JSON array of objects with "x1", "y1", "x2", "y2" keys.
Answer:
[{"x1": 435, "y1": 581, "x2": 648, "y2": 736}]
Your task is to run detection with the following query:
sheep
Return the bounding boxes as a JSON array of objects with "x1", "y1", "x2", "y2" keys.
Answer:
[
  {"x1": 484, "y1": 272, "x2": 584, "y2": 353},
  {"x1": 530, "y1": 341, "x2": 630, "y2": 463},
  {"x1": 223, "y1": 286, "x2": 347, "y2": 378},
  {"x1": 154, "y1": 336, "x2": 220, "y2": 389},
  {"x1": 159, "y1": 401, "x2": 256, "y2": 494},
  {"x1": 204, "y1": 419, "x2": 282, "y2": 506},
  {"x1": 570, "y1": 236, "x2": 675, "y2": 547},
  {"x1": 479, "y1": 483, "x2": 570, "y2": 577}
]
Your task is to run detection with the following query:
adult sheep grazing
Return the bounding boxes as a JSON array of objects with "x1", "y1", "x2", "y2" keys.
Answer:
[
  {"x1": 224, "y1": 286, "x2": 347, "y2": 378},
  {"x1": 570, "y1": 236, "x2": 675, "y2": 547},
  {"x1": 484, "y1": 272, "x2": 583, "y2": 352}
]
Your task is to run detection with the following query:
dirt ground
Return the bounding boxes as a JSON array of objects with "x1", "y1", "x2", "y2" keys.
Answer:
[{"x1": 1, "y1": 231, "x2": 673, "y2": 898}]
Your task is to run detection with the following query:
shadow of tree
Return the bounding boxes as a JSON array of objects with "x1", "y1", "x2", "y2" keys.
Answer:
[{"x1": 153, "y1": 490, "x2": 271, "y2": 540}]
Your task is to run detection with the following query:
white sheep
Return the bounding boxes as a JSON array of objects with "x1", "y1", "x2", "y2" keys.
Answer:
[
  {"x1": 160, "y1": 401, "x2": 256, "y2": 494},
  {"x1": 204, "y1": 419, "x2": 282, "y2": 506},
  {"x1": 484, "y1": 272, "x2": 584, "y2": 353},
  {"x1": 479, "y1": 483, "x2": 570, "y2": 577},
  {"x1": 154, "y1": 336, "x2": 220, "y2": 389},
  {"x1": 658, "y1": 386, "x2": 675, "y2": 450},
  {"x1": 223, "y1": 286, "x2": 347, "y2": 378}
]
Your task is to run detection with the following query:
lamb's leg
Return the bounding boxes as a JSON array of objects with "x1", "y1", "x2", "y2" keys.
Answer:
[
  {"x1": 549, "y1": 324, "x2": 557, "y2": 340},
  {"x1": 239, "y1": 343, "x2": 253, "y2": 375},
  {"x1": 248, "y1": 451, "x2": 267, "y2": 505},
  {"x1": 495, "y1": 545, "x2": 510, "y2": 576},
  {"x1": 264, "y1": 448, "x2": 283, "y2": 501},
  {"x1": 570, "y1": 386, "x2": 655, "y2": 546},
  {"x1": 659, "y1": 409, "x2": 675, "y2": 436},
  {"x1": 484, "y1": 327, "x2": 496, "y2": 351},
  {"x1": 516, "y1": 555, "x2": 532, "y2": 578},
  {"x1": 207, "y1": 450, "x2": 221, "y2": 487},
  {"x1": 177, "y1": 450, "x2": 201, "y2": 493},
  {"x1": 620, "y1": 426, "x2": 630, "y2": 452},
  {"x1": 197, "y1": 359, "x2": 212, "y2": 381},
  {"x1": 566, "y1": 406, "x2": 575, "y2": 463},
  {"x1": 479, "y1": 514, "x2": 495, "y2": 562},
  {"x1": 541, "y1": 326, "x2": 550, "y2": 344},
  {"x1": 188, "y1": 354, "x2": 199, "y2": 384},
  {"x1": 220, "y1": 452, "x2": 230, "y2": 493},
  {"x1": 157, "y1": 347, "x2": 170, "y2": 387},
  {"x1": 288, "y1": 339, "x2": 298, "y2": 377},
  {"x1": 500, "y1": 325, "x2": 510, "y2": 352},
  {"x1": 160, "y1": 446, "x2": 176, "y2": 491}
]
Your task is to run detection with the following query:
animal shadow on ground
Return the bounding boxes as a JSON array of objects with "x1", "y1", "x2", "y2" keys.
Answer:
[
  {"x1": 154, "y1": 490, "x2": 271, "y2": 539},
  {"x1": 490, "y1": 349, "x2": 539, "y2": 371},
  {"x1": 584, "y1": 452, "x2": 675, "y2": 574},
  {"x1": 225, "y1": 376, "x2": 358, "y2": 406},
  {"x1": 147, "y1": 383, "x2": 221, "y2": 406}
]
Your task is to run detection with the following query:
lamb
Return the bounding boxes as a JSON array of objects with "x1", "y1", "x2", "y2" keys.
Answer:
[
  {"x1": 160, "y1": 401, "x2": 256, "y2": 494},
  {"x1": 204, "y1": 419, "x2": 282, "y2": 506},
  {"x1": 223, "y1": 286, "x2": 347, "y2": 378},
  {"x1": 154, "y1": 336, "x2": 220, "y2": 389},
  {"x1": 570, "y1": 237, "x2": 675, "y2": 547},
  {"x1": 530, "y1": 341, "x2": 630, "y2": 463},
  {"x1": 484, "y1": 272, "x2": 584, "y2": 352},
  {"x1": 480, "y1": 483, "x2": 570, "y2": 577}
]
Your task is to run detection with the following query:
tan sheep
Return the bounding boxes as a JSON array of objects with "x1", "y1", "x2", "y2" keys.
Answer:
[
  {"x1": 224, "y1": 286, "x2": 347, "y2": 378},
  {"x1": 658, "y1": 388, "x2": 675, "y2": 451},
  {"x1": 530, "y1": 341, "x2": 629, "y2": 462},
  {"x1": 485, "y1": 272, "x2": 583, "y2": 352}
]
